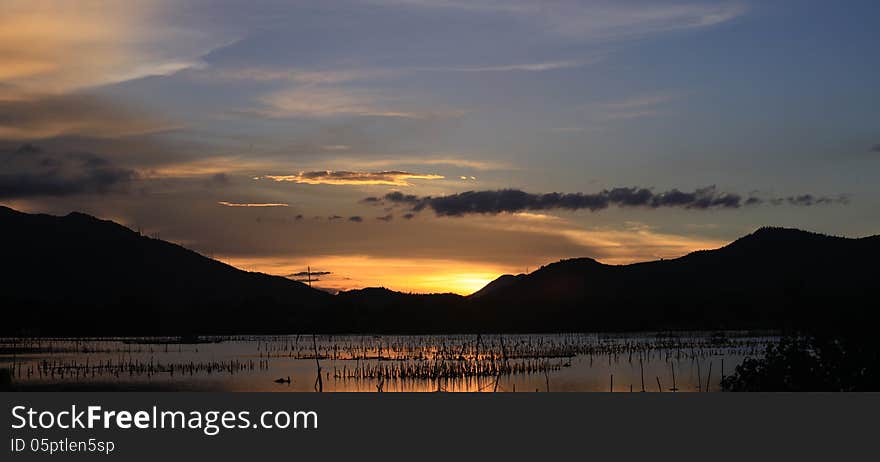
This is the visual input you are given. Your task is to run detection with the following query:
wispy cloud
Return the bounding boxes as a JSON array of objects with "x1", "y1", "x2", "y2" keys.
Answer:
[
  {"x1": 262, "y1": 170, "x2": 444, "y2": 186},
  {"x1": 252, "y1": 87, "x2": 423, "y2": 119},
  {"x1": 369, "y1": 1, "x2": 746, "y2": 40},
  {"x1": 0, "y1": 91, "x2": 179, "y2": 140},
  {"x1": 217, "y1": 201, "x2": 289, "y2": 207},
  {"x1": 321, "y1": 145, "x2": 352, "y2": 151},
  {"x1": 320, "y1": 155, "x2": 511, "y2": 172},
  {"x1": 601, "y1": 93, "x2": 675, "y2": 110},
  {"x1": 207, "y1": 67, "x2": 392, "y2": 84},
  {"x1": 414, "y1": 60, "x2": 586, "y2": 73},
  {"x1": 207, "y1": 59, "x2": 587, "y2": 87},
  {"x1": 0, "y1": 1, "x2": 222, "y2": 93},
  {"x1": 478, "y1": 218, "x2": 728, "y2": 265},
  {"x1": 594, "y1": 92, "x2": 676, "y2": 121},
  {"x1": 140, "y1": 157, "x2": 275, "y2": 179}
]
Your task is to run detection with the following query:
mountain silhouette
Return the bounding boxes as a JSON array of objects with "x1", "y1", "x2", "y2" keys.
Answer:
[
  {"x1": 467, "y1": 227, "x2": 879, "y2": 332},
  {"x1": 326, "y1": 287, "x2": 466, "y2": 334},
  {"x1": 468, "y1": 274, "x2": 524, "y2": 299},
  {"x1": 0, "y1": 206, "x2": 330, "y2": 335},
  {"x1": 1, "y1": 206, "x2": 877, "y2": 335}
]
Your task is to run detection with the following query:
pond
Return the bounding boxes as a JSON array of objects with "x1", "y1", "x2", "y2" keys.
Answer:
[{"x1": 0, "y1": 332, "x2": 776, "y2": 392}]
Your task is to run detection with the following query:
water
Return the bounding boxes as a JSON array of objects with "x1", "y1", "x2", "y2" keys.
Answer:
[{"x1": 0, "y1": 332, "x2": 776, "y2": 392}]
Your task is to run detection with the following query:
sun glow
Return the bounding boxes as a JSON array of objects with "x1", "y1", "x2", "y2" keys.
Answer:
[{"x1": 216, "y1": 255, "x2": 508, "y2": 295}]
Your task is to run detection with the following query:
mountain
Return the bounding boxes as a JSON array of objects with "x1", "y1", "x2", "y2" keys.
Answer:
[
  {"x1": 468, "y1": 227, "x2": 880, "y2": 332},
  {"x1": 325, "y1": 287, "x2": 467, "y2": 334},
  {"x1": 468, "y1": 274, "x2": 524, "y2": 299},
  {"x1": 2, "y1": 205, "x2": 877, "y2": 335},
  {"x1": 0, "y1": 206, "x2": 331, "y2": 335}
]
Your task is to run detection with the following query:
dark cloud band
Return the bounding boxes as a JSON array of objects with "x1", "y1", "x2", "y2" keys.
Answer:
[
  {"x1": 0, "y1": 145, "x2": 136, "y2": 199},
  {"x1": 287, "y1": 271, "x2": 331, "y2": 277},
  {"x1": 368, "y1": 186, "x2": 848, "y2": 217}
]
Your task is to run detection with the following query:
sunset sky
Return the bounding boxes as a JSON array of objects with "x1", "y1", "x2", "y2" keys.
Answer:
[{"x1": 1, "y1": 0, "x2": 878, "y2": 294}]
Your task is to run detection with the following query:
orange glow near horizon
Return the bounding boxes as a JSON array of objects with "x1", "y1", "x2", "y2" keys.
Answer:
[
  {"x1": 217, "y1": 255, "x2": 512, "y2": 295},
  {"x1": 216, "y1": 230, "x2": 726, "y2": 295}
]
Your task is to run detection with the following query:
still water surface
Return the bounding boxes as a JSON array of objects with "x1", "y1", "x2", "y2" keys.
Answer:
[{"x1": 1, "y1": 332, "x2": 776, "y2": 392}]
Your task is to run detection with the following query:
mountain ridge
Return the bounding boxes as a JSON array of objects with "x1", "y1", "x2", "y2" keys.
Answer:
[
  {"x1": 0, "y1": 206, "x2": 331, "y2": 335},
  {"x1": 2, "y1": 206, "x2": 877, "y2": 334}
]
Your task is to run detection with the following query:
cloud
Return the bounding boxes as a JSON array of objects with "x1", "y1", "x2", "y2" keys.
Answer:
[
  {"x1": 0, "y1": 144, "x2": 137, "y2": 199},
  {"x1": 211, "y1": 59, "x2": 583, "y2": 87},
  {"x1": 140, "y1": 157, "x2": 275, "y2": 179},
  {"x1": 871, "y1": 144, "x2": 880, "y2": 153},
  {"x1": 349, "y1": 215, "x2": 363, "y2": 222},
  {"x1": 601, "y1": 93, "x2": 675, "y2": 110},
  {"x1": 288, "y1": 268, "x2": 332, "y2": 283},
  {"x1": 369, "y1": 1, "x2": 746, "y2": 40},
  {"x1": 415, "y1": 60, "x2": 584, "y2": 73},
  {"x1": 263, "y1": 170, "x2": 444, "y2": 186},
  {"x1": 767, "y1": 194, "x2": 850, "y2": 207},
  {"x1": 0, "y1": 1, "x2": 222, "y2": 93},
  {"x1": 402, "y1": 213, "x2": 416, "y2": 219},
  {"x1": 217, "y1": 201, "x2": 289, "y2": 207},
  {"x1": 374, "y1": 186, "x2": 847, "y2": 216},
  {"x1": 333, "y1": 156, "x2": 511, "y2": 172},
  {"x1": 209, "y1": 173, "x2": 230, "y2": 185},
  {"x1": 321, "y1": 145, "x2": 351, "y2": 151},
  {"x1": 287, "y1": 271, "x2": 332, "y2": 278},
  {"x1": 508, "y1": 221, "x2": 728, "y2": 266},
  {"x1": 0, "y1": 91, "x2": 177, "y2": 140},
  {"x1": 593, "y1": 93, "x2": 676, "y2": 121},
  {"x1": 376, "y1": 214, "x2": 394, "y2": 222},
  {"x1": 253, "y1": 87, "x2": 422, "y2": 119},
  {"x1": 208, "y1": 67, "x2": 391, "y2": 85}
]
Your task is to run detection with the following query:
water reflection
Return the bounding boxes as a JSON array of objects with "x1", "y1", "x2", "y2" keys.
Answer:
[{"x1": 0, "y1": 332, "x2": 776, "y2": 392}]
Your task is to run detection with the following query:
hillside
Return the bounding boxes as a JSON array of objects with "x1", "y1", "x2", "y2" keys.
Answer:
[
  {"x1": 2, "y1": 205, "x2": 877, "y2": 335},
  {"x1": 0, "y1": 206, "x2": 331, "y2": 335},
  {"x1": 468, "y1": 227, "x2": 880, "y2": 332}
]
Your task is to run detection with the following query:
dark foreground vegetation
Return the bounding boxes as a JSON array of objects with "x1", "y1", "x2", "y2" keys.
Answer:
[{"x1": 722, "y1": 327, "x2": 880, "y2": 391}]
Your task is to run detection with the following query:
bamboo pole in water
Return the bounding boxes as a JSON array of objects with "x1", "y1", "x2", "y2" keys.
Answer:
[
  {"x1": 313, "y1": 334, "x2": 323, "y2": 392},
  {"x1": 544, "y1": 364, "x2": 550, "y2": 392},
  {"x1": 706, "y1": 362, "x2": 713, "y2": 392},
  {"x1": 640, "y1": 357, "x2": 646, "y2": 392},
  {"x1": 697, "y1": 360, "x2": 702, "y2": 392},
  {"x1": 670, "y1": 363, "x2": 678, "y2": 392}
]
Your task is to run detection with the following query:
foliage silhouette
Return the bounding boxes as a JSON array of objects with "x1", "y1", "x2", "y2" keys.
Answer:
[{"x1": 723, "y1": 330, "x2": 880, "y2": 391}]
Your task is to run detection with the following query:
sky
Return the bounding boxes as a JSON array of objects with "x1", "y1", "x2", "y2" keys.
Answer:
[{"x1": 1, "y1": 0, "x2": 878, "y2": 294}]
